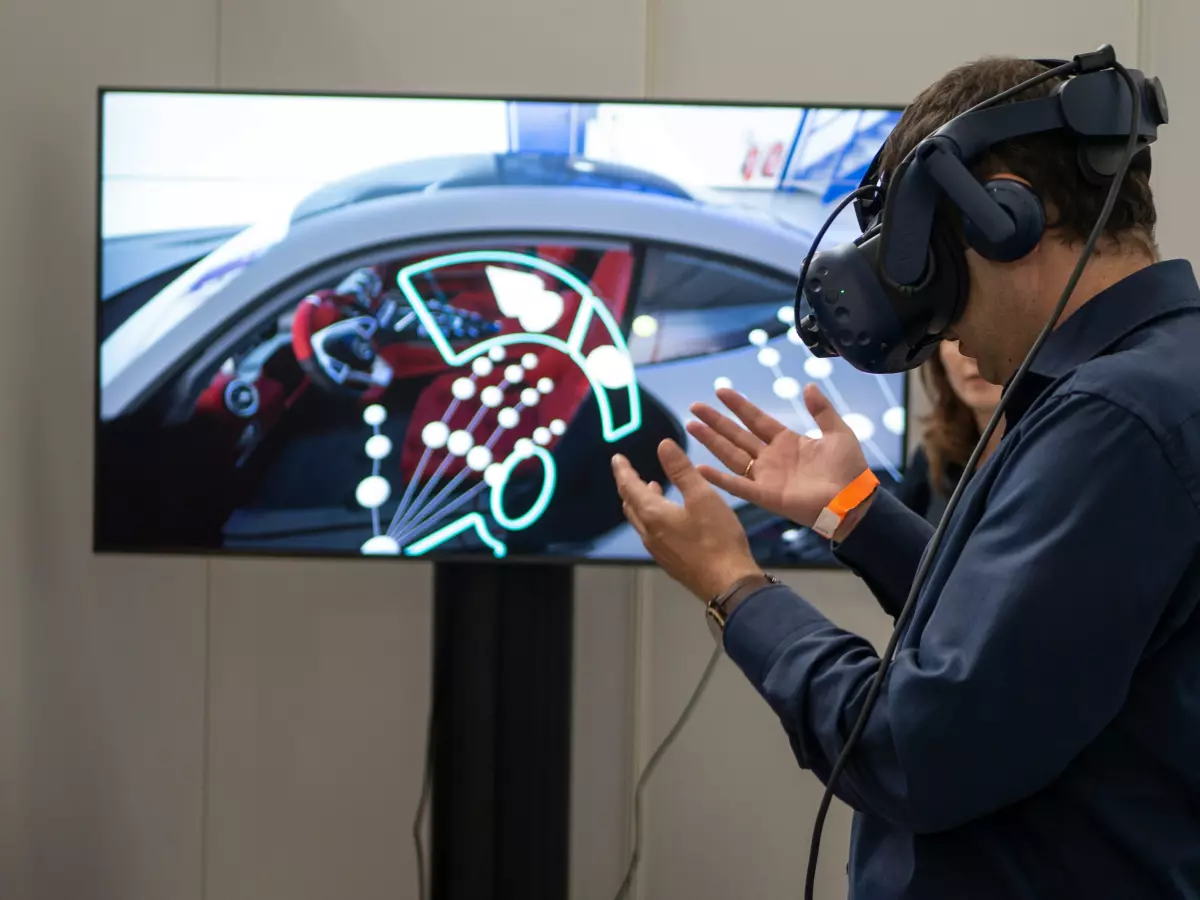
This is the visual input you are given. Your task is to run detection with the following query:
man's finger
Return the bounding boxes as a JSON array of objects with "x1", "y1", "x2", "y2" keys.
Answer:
[
  {"x1": 613, "y1": 455, "x2": 672, "y2": 521},
  {"x1": 715, "y1": 388, "x2": 787, "y2": 442},
  {"x1": 657, "y1": 440, "x2": 715, "y2": 504},
  {"x1": 804, "y1": 383, "x2": 849, "y2": 436},
  {"x1": 689, "y1": 403, "x2": 763, "y2": 457},
  {"x1": 696, "y1": 464, "x2": 770, "y2": 506},
  {"x1": 612, "y1": 453, "x2": 651, "y2": 500},
  {"x1": 622, "y1": 501, "x2": 650, "y2": 540},
  {"x1": 685, "y1": 420, "x2": 754, "y2": 476}
]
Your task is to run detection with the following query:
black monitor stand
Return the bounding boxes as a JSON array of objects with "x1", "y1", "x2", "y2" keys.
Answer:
[{"x1": 431, "y1": 562, "x2": 573, "y2": 900}]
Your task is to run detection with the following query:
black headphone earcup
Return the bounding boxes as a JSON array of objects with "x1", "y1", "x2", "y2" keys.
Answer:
[{"x1": 963, "y1": 179, "x2": 1046, "y2": 262}]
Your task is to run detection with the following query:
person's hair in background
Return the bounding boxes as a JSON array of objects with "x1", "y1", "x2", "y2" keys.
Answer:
[
  {"x1": 897, "y1": 340, "x2": 1003, "y2": 523},
  {"x1": 921, "y1": 340, "x2": 1003, "y2": 489}
]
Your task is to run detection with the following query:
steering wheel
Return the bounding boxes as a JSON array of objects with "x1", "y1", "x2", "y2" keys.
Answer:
[
  {"x1": 291, "y1": 289, "x2": 396, "y2": 395},
  {"x1": 291, "y1": 270, "x2": 505, "y2": 395}
]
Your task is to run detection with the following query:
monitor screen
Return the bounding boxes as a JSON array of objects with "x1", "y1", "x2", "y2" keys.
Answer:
[{"x1": 95, "y1": 90, "x2": 906, "y2": 566}]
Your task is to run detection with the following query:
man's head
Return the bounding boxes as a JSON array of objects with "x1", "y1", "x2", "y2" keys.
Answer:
[{"x1": 877, "y1": 57, "x2": 1158, "y2": 383}]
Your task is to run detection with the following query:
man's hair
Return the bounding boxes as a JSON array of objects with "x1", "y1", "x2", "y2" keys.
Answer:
[{"x1": 877, "y1": 57, "x2": 1157, "y2": 256}]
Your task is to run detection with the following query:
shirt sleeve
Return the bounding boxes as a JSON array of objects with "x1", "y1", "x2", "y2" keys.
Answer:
[
  {"x1": 832, "y1": 487, "x2": 934, "y2": 618},
  {"x1": 721, "y1": 391, "x2": 1198, "y2": 833},
  {"x1": 893, "y1": 445, "x2": 932, "y2": 518}
]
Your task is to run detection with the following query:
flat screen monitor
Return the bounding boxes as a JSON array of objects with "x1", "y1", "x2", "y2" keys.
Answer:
[{"x1": 95, "y1": 90, "x2": 906, "y2": 566}]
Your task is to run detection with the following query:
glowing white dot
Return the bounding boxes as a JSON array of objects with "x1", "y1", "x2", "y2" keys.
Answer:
[
  {"x1": 632, "y1": 315, "x2": 659, "y2": 338},
  {"x1": 481, "y1": 386, "x2": 504, "y2": 408},
  {"x1": 484, "y1": 463, "x2": 506, "y2": 488},
  {"x1": 586, "y1": 345, "x2": 635, "y2": 389},
  {"x1": 504, "y1": 364, "x2": 524, "y2": 384},
  {"x1": 773, "y1": 376, "x2": 801, "y2": 400},
  {"x1": 514, "y1": 438, "x2": 535, "y2": 457},
  {"x1": 777, "y1": 306, "x2": 796, "y2": 325},
  {"x1": 466, "y1": 446, "x2": 493, "y2": 472},
  {"x1": 422, "y1": 421, "x2": 450, "y2": 449},
  {"x1": 806, "y1": 427, "x2": 823, "y2": 439},
  {"x1": 363, "y1": 404, "x2": 387, "y2": 426},
  {"x1": 447, "y1": 430, "x2": 474, "y2": 457},
  {"x1": 537, "y1": 377, "x2": 555, "y2": 394},
  {"x1": 883, "y1": 406, "x2": 906, "y2": 435},
  {"x1": 843, "y1": 413, "x2": 876, "y2": 441},
  {"x1": 489, "y1": 346, "x2": 507, "y2": 362},
  {"x1": 361, "y1": 534, "x2": 400, "y2": 555},
  {"x1": 713, "y1": 376, "x2": 733, "y2": 392},
  {"x1": 365, "y1": 434, "x2": 393, "y2": 460},
  {"x1": 522, "y1": 353, "x2": 539, "y2": 370},
  {"x1": 472, "y1": 357, "x2": 494, "y2": 377},
  {"x1": 451, "y1": 377, "x2": 476, "y2": 401},
  {"x1": 804, "y1": 357, "x2": 834, "y2": 379},
  {"x1": 787, "y1": 328, "x2": 805, "y2": 345},
  {"x1": 749, "y1": 328, "x2": 769, "y2": 346},
  {"x1": 497, "y1": 407, "x2": 520, "y2": 429},
  {"x1": 782, "y1": 529, "x2": 801, "y2": 542},
  {"x1": 757, "y1": 347, "x2": 782, "y2": 368},
  {"x1": 549, "y1": 419, "x2": 567, "y2": 436},
  {"x1": 521, "y1": 388, "x2": 540, "y2": 407},
  {"x1": 533, "y1": 427, "x2": 552, "y2": 446},
  {"x1": 356, "y1": 475, "x2": 391, "y2": 509}
]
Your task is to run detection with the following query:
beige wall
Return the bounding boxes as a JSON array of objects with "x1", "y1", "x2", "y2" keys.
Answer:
[{"x1": 1, "y1": 1, "x2": 1196, "y2": 899}]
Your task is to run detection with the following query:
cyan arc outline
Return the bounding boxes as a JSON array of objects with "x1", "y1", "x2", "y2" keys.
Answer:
[
  {"x1": 393, "y1": 249, "x2": 643, "y2": 559},
  {"x1": 404, "y1": 513, "x2": 508, "y2": 558}
]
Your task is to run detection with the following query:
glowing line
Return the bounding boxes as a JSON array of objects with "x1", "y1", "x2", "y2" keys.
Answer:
[
  {"x1": 485, "y1": 401, "x2": 526, "y2": 450},
  {"x1": 393, "y1": 391, "x2": 521, "y2": 538},
  {"x1": 394, "y1": 482, "x2": 488, "y2": 548},
  {"x1": 395, "y1": 250, "x2": 641, "y2": 442},
  {"x1": 467, "y1": 377, "x2": 508, "y2": 431},
  {"x1": 875, "y1": 374, "x2": 901, "y2": 409},
  {"x1": 490, "y1": 444, "x2": 557, "y2": 532},
  {"x1": 389, "y1": 371, "x2": 502, "y2": 538},
  {"x1": 395, "y1": 467, "x2": 473, "y2": 540},
  {"x1": 390, "y1": 370, "x2": 482, "y2": 534},
  {"x1": 390, "y1": 453, "x2": 455, "y2": 536},
  {"x1": 820, "y1": 376, "x2": 853, "y2": 418},
  {"x1": 389, "y1": 446, "x2": 431, "y2": 534},
  {"x1": 370, "y1": 422, "x2": 382, "y2": 536},
  {"x1": 404, "y1": 512, "x2": 507, "y2": 558}
]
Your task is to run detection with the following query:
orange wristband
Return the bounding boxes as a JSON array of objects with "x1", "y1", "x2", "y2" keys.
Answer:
[{"x1": 812, "y1": 469, "x2": 879, "y2": 539}]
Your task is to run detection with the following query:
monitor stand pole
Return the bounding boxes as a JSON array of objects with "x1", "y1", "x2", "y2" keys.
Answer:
[{"x1": 430, "y1": 562, "x2": 573, "y2": 900}]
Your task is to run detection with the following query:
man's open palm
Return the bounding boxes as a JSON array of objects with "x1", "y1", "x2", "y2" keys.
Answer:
[{"x1": 686, "y1": 383, "x2": 870, "y2": 530}]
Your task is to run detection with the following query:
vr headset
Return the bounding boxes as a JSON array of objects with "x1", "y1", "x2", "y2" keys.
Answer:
[{"x1": 794, "y1": 45, "x2": 1170, "y2": 373}]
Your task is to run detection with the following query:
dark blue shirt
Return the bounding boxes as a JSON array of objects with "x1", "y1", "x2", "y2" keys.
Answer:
[{"x1": 723, "y1": 260, "x2": 1200, "y2": 899}]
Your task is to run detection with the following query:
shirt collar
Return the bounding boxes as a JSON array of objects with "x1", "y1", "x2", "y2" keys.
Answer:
[{"x1": 1004, "y1": 259, "x2": 1200, "y2": 426}]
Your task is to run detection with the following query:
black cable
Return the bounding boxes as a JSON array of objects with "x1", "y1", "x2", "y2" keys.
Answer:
[
  {"x1": 802, "y1": 60, "x2": 1143, "y2": 900},
  {"x1": 611, "y1": 642, "x2": 724, "y2": 900},
  {"x1": 795, "y1": 185, "x2": 885, "y2": 315},
  {"x1": 413, "y1": 692, "x2": 435, "y2": 900}
]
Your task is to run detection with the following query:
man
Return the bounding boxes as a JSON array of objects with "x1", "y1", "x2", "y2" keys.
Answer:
[{"x1": 612, "y1": 56, "x2": 1200, "y2": 898}]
